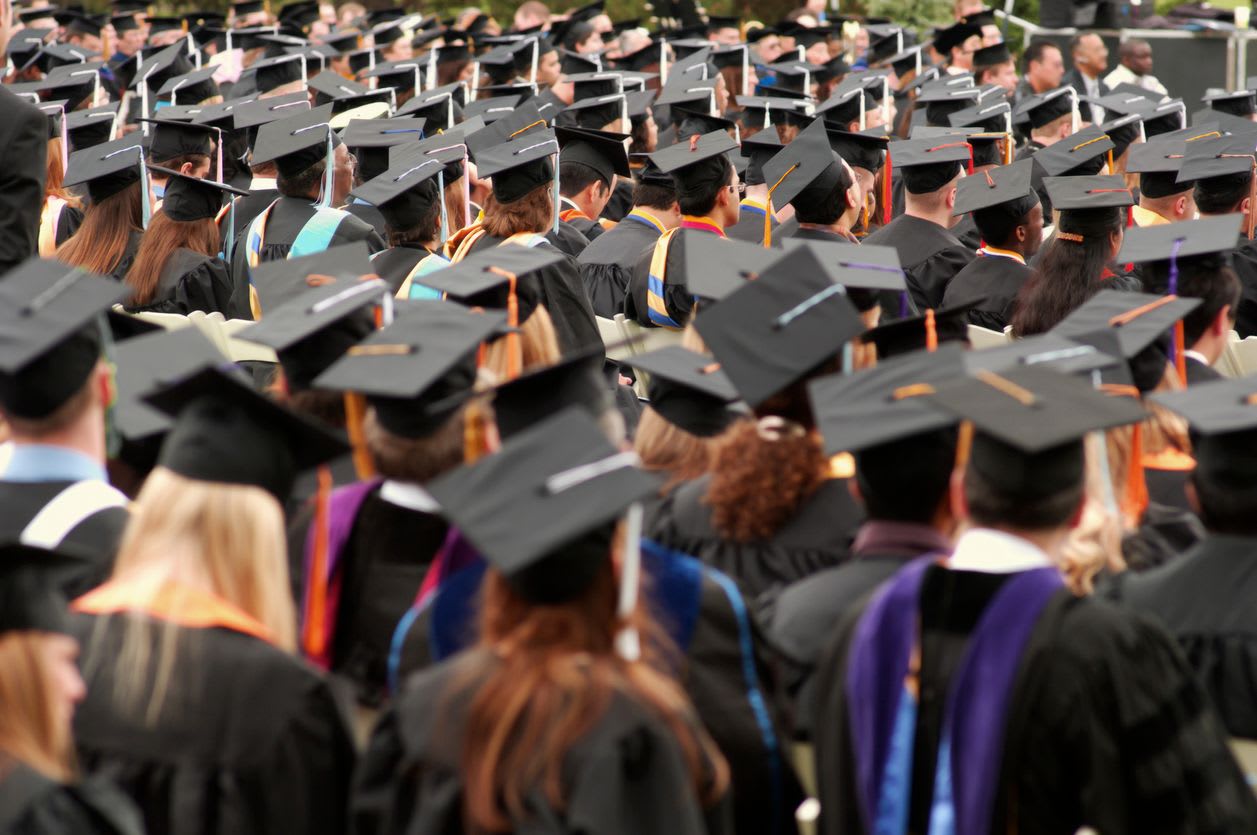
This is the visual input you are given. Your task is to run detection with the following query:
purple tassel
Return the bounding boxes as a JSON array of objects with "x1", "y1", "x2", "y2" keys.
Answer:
[{"x1": 899, "y1": 291, "x2": 909, "y2": 318}]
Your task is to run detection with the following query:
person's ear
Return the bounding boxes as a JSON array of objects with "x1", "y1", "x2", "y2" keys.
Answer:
[
  {"x1": 1243, "y1": 196, "x2": 1252, "y2": 217},
  {"x1": 1213, "y1": 304, "x2": 1233, "y2": 337},
  {"x1": 946, "y1": 185, "x2": 958, "y2": 210},
  {"x1": 846, "y1": 181, "x2": 860, "y2": 209},
  {"x1": 1015, "y1": 223, "x2": 1027, "y2": 243},
  {"x1": 1175, "y1": 194, "x2": 1188, "y2": 219},
  {"x1": 95, "y1": 361, "x2": 115, "y2": 410},
  {"x1": 179, "y1": 160, "x2": 195, "y2": 176}
]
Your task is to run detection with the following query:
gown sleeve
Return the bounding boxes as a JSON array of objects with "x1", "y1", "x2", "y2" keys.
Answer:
[
  {"x1": 172, "y1": 257, "x2": 238, "y2": 317},
  {"x1": 536, "y1": 252, "x2": 603, "y2": 356},
  {"x1": 6, "y1": 776, "x2": 145, "y2": 835},
  {"x1": 906, "y1": 245, "x2": 975, "y2": 312},
  {"x1": 56, "y1": 204, "x2": 84, "y2": 246}
]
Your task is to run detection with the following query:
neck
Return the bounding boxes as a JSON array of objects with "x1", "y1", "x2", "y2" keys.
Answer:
[
  {"x1": 904, "y1": 197, "x2": 954, "y2": 229},
  {"x1": 798, "y1": 219, "x2": 852, "y2": 237},
  {"x1": 629, "y1": 206, "x2": 679, "y2": 230},
  {"x1": 1192, "y1": 334, "x2": 1227, "y2": 365},
  {"x1": 12, "y1": 413, "x2": 106, "y2": 467},
  {"x1": 744, "y1": 183, "x2": 769, "y2": 203},
  {"x1": 987, "y1": 524, "x2": 1070, "y2": 563},
  {"x1": 1030, "y1": 131, "x2": 1060, "y2": 147},
  {"x1": 682, "y1": 213, "x2": 725, "y2": 232},
  {"x1": 1139, "y1": 196, "x2": 1180, "y2": 222},
  {"x1": 1077, "y1": 66, "x2": 1098, "y2": 80},
  {"x1": 987, "y1": 239, "x2": 1027, "y2": 258}
]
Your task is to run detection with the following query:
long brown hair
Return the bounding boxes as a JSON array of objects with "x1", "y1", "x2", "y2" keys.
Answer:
[
  {"x1": 124, "y1": 211, "x2": 220, "y2": 305},
  {"x1": 482, "y1": 184, "x2": 553, "y2": 238},
  {"x1": 444, "y1": 174, "x2": 469, "y2": 238},
  {"x1": 458, "y1": 554, "x2": 727, "y2": 831},
  {"x1": 45, "y1": 138, "x2": 82, "y2": 208},
  {"x1": 56, "y1": 182, "x2": 143, "y2": 276},
  {"x1": 634, "y1": 407, "x2": 726, "y2": 492},
  {"x1": 0, "y1": 632, "x2": 76, "y2": 781}
]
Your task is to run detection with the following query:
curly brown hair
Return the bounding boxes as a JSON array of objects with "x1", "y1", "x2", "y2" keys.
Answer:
[{"x1": 481, "y1": 184, "x2": 553, "y2": 238}]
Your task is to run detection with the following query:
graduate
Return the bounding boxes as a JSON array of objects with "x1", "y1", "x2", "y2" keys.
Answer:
[
  {"x1": 0, "y1": 260, "x2": 131, "y2": 593},
  {"x1": 123, "y1": 169, "x2": 249, "y2": 318},
  {"x1": 340, "y1": 116, "x2": 429, "y2": 239},
  {"x1": 58, "y1": 137, "x2": 148, "y2": 282},
  {"x1": 225, "y1": 93, "x2": 312, "y2": 241},
  {"x1": 1125, "y1": 138, "x2": 1198, "y2": 227},
  {"x1": 724, "y1": 130, "x2": 783, "y2": 245},
  {"x1": 941, "y1": 159, "x2": 1043, "y2": 331},
  {"x1": 38, "y1": 107, "x2": 84, "y2": 256},
  {"x1": 0, "y1": 546, "x2": 143, "y2": 835},
  {"x1": 577, "y1": 158, "x2": 680, "y2": 318},
  {"x1": 863, "y1": 136, "x2": 975, "y2": 316},
  {"x1": 811, "y1": 363, "x2": 1257, "y2": 834},
  {"x1": 556, "y1": 125, "x2": 632, "y2": 244},
  {"x1": 765, "y1": 118, "x2": 864, "y2": 246},
  {"x1": 353, "y1": 408, "x2": 735, "y2": 835},
  {"x1": 624, "y1": 130, "x2": 742, "y2": 329},
  {"x1": 71, "y1": 368, "x2": 356, "y2": 835}
]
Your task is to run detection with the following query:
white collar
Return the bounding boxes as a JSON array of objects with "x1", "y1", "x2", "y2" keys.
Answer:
[
  {"x1": 560, "y1": 196, "x2": 581, "y2": 211},
  {"x1": 947, "y1": 527, "x2": 1054, "y2": 573},
  {"x1": 379, "y1": 480, "x2": 441, "y2": 513},
  {"x1": 1184, "y1": 349, "x2": 1209, "y2": 366},
  {"x1": 249, "y1": 176, "x2": 277, "y2": 190}
]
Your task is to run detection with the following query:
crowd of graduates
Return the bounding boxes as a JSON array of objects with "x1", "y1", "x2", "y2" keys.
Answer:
[{"x1": 8, "y1": 0, "x2": 1257, "y2": 833}]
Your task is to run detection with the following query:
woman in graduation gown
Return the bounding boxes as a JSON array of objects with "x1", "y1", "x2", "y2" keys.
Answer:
[
  {"x1": 122, "y1": 169, "x2": 249, "y2": 318},
  {"x1": 39, "y1": 125, "x2": 84, "y2": 256},
  {"x1": 58, "y1": 136, "x2": 148, "y2": 282},
  {"x1": 69, "y1": 370, "x2": 356, "y2": 835},
  {"x1": 0, "y1": 546, "x2": 143, "y2": 835},
  {"x1": 353, "y1": 408, "x2": 733, "y2": 835}
]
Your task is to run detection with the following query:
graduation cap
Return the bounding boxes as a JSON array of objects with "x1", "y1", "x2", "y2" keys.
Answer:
[
  {"x1": 1150, "y1": 378, "x2": 1257, "y2": 494},
  {"x1": 1202, "y1": 89, "x2": 1256, "y2": 118},
  {"x1": 475, "y1": 126, "x2": 560, "y2": 204},
  {"x1": 889, "y1": 136, "x2": 971, "y2": 194},
  {"x1": 561, "y1": 93, "x2": 631, "y2": 131},
  {"x1": 771, "y1": 61, "x2": 819, "y2": 94},
  {"x1": 556, "y1": 125, "x2": 631, "y2": 188},
  {"x1": 761, "y1": 117, "x2": 843, "y2": 216},
  {"x1": 408, "y1": 244, "x2": 565, "y2": 323},
  {"x1": 490, "y1": 350, "x2": 614, "y2": 440},
  {"x1": 948, "y1": 100, "x2": 1011, "y2": 133},
  {"x1": 145, "y1": 15, "x2": 187, "y2": 34},
  {"x1": 349, "y1": 144, "x2": 455, "y2": 231},
  {"x1": 614, "y1": 37, "x2": 665, "y2": 72},
  {"x1": 972, "y1": 41, "x2": 1012, "y2": 69},
  {"x1": 250, "y1": 53, "x2": 307, "y2": 94},
  {"x1": 232, "y1": 91, "x2": 311, "y2": 134},
  {"x1": 321, "y1": 30, "x2": 363, "y2": 54},
  {"x1": 932, "y1": 20, "x2": 981, "y2": 54},
  {"x1": 156, "y1": 65, "x2": 219, "y2": 105},
  {"x1": 649, "y1": 130, "x2": 738, "y2": 195},
  {"x1": 58, "y1": 10, "x2": 104, "y2": 37},
  {"x1": 623, "y1": 346, "x2": 741, "y2": 438},
  {"x1": 740, "y1": 130, "x2": 783, "y2": 187},
  {"x1": 808, "y1": 343, "x2": 964, "y2": 455},
  {"x1": 426, "y1": 406, "x2": 660, "y2": 606},
  {"x1": 464, "y1": 94, "x2": 525, "y2": 124},
  {"x1": 962, "y1": 332, "x2": 1121, "y2": 379},
  {"x1": 359, "y1": 59, "x2": 426, "y2": 96},
  {"x1": 1126, "y1": 139, "x2": 1191, "y2": 198},
  {"x1": 341, "y1": 117, "x2": 427, "y2": 180},
  {"x1": 1032, "y1": 126, "x2": 1115, "y2": 178},
  {"x1": 861, "y1": 303, "x2": 976, "y2": 359},
  {"x1": 953, "y1": 157, "x2": 1038, "y2": 219},
  {"x1": 64, "y1": 135, "x2": 146, "y2": 203},
  {"x1": 15, "y1": 7, "x2": 60, "y2": 24},
  {"x1": 394, "y1": 84, "x2": 465, "y2": 131},
  {"x1": 679, "y1": 233, "x2": 782, "y2": 301},
  {"x1": 145, "y1": 367, "x2": 349, "y2": 501},
  {"x1": 1013, "y1": 86, "x2": 1076, "y2": 130},
  {"x1": 0, "y1": 544, "x2": 76, "y2": 637},
  {"x1": 1051, "y1": 289, "x2": 1201, "y2": 363},
  {"x1": 131, "y1": 43, "x2": 191, "y2": 93},
  {"x1": 313, "y1": 300, "x2": 506, "y2": 438},
  {"x1": 141, "y1": 118, "x2": 218, "y2": 162},
  {"x1": 918, "y1": 84, "x2": 982, "y2": 127},
  {"x1": 1043, "y1": 174, "x2": 1133, "y2": 210},
  {"x1": 1116, "y1": 214, "x2": 1243, "y2": 270},
  {"x1": 151, "y1": 166, "x2": 247, "y2": 222},
  {"x1": 308, "y1": 71, "x2": 368, "y2": 104},
  {"x1": 9, "y1": 71, "x2": 96, "y2": 112},
  {"x1": 1176, "y1": 131, "x2": 1257, "y2": 184},
  {"x1": 65, "y1": 104, "x2": 117, "y2": 151},
  {"x1": 694, "y1": 246, "x2": 865, "y2": 407},
  {"x1": 251, "y1": 103, "x2": 335, "y2": 179},
  {"x1": 249, "y1": 242, "x2": 374, "y2": 314},
  {"x1": 928, "y1": 364, "x2": 1146, "y2": 495}
]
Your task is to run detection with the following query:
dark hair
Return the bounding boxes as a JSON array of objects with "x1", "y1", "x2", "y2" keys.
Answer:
[
  {"x1": 1177, "y1": 261, "x2": 1241, "y2": 345},
  {"x1": 559, "y1": 161, "x2": 605, "y2": 198},
  {"x1": 792, "y1": 163, "x2": 854, "y2": 225},
  {"x1": 630, "y1": 115, "x2": 655, "y2": 154},
  {"x1": 633, "y1": 181, "x2": 677, "y2": 212},
  {"x1": 562, "y1": 20, "x2": 595, "y2": 51},
  {"x1": 964, "y1": 448, "x2": 1085, "y2": 530},
  {"x1": 125, "y1": 212, "x2": 220, "y2": 305},
  {"x1": 152, "y1": 153, "x2": 211, "y2": 177},
  {"x1": 854, "y1": 429, "x2": 957, "y2": 524},
  {"x1": 1009, "y1": 206, "x2": 1123, "y2": 336},
  {"x1": 1192, "y1": 465, "x2": 1257, "y2": 536},
  {"x1": 1022, "y1": 39, "x2": 1060, "y2": 72},
  {"x1": 1194, "y1": 172, "x2": 1252, "y2": 215},
  {"x1": 972, "y1": 195, "x2": 1038, "y2": 247},
  {"x1": 678, "y1": 154, "x2": 733, "y2": 216},
  {"x1": 277, "y1": 158, "x2": 326, "y2": 198},
  {"x1": 385, "y1": 202, "x2": 442, "y2": 248}
]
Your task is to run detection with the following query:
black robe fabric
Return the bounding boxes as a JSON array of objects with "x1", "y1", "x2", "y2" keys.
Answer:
[
  {"x1": 0, "y1": 480, "x2": 127, "y2": 596},
  {"x1": 390, "y1": 550, "x2": 804, "y2": 835},
  {"x1": 648, "y1": 476, "x2": 865, "y2": 605},
  {"x1": 229, "y1": 196, "x2": 387, "y2": 317},
  {"x1": 464, "y1": 232, "x2": 602, "y2": 356},
  {"x1": 72, "y1": 614, "x2": 356, "y2": 835},
  {"x1": 624, "y1": 228, "x2": 722, "y2": 328},
  {"x1": 343, "y1": 202, "x2": 388, "y2": 239},
  {"x1": 0, "y1": 86, "x2": 45, "y2": 275},
  {"x1": 288, "y1": 483, "x2": 449, "y2": 708},
  {"x1": 227, "y1": 188, "x2": 280, "y2": 241},
  {"x1": 603, "y1": 177, "x2": 634, "y2": 222},
  {"x1": 1230, "y1": 235, "x2": 1257, "y2": 338},
  {"x1": 863, "y1": 215, "x2": 974, "y2": 317},
  {"x1": 1186, "y1": 356, "x2": 1223, "y2": 386},
  {"x1": 548, "y1": 219, "x2": 592, "y2": 257},
  {"x1": 1015, "y1": 141, "x2": 1053, "y2": 217},
  {"x1": 1114, "y1": 533, "x2": 1257, "y2": 737},
  {"x1": 352, "y1": 648, "x2": 734, "y2": 835},
  {"x1": 725, "y1": 206, "x2": 776, "y2": 246},
  {"x1": 940, "y1": 253, "x2": 1032, "y2": 332},
  {"x1": 951, "y1": 214, "x2": 981, "y2": 250},
  {"x1": 56, "y1": 203, "x2": 84, "y2": 247},
  {"x1": 123, "y1": 248, "x2": 243, "y2": 318},
  {"x1": 370, "y1": 244, "x2": 434, "y2": 295},
  {"x1": 0, "y1": 763, "x2": 143, "y2": 835},
  {"x1": 577, "y1": 213, "x2": 662, "y2": 318},
  {"x1": 109, "y1": 231, "x2": 142, "y2": 282},
  {"x1": 567, "y1": 215, "x2": 607, "y2": 244},
  {"x1": 811, "y1": 564, "x2": 1257, "y2": 835}
]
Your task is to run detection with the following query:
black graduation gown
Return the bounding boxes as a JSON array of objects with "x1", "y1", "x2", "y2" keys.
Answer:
[
  {"x1": 1015, "y1": 141, "x2": 1053, "y2": 217},
  {"x1": 940, "y1": 253, "x2": 1032, "y2": 332},
  {"x1": 464, "y1": 232, "x2": 602, "y2": 355},
  {"x1": 603, "y1": 177, "x2": 634, "y2": 222},
  {"x1": 1228, "y1": 235, "x2": 1257, "y2": 337},
  {"x1": 288, "y1": 483, "x2": 449, "y2": 708},
  {"x1": 389, "y1": 549, "x2": 804, "y2": 835},
  {"x1": 548, "y1": 219, "x2": 591, "y2": 257},
  {"x1": 109, "y1": 231, "x2": 142, "y2": 283},
  {"x1": 577, "y1": 213, "x2": 661, "y2": 318},
  {"x1": 725, "y1": 205, "x2": 777, "y2": 246},
  {"x1": 0, "y1": 763, "x2": 143, "y2": 835},
  {"x1": 1115, "y1": 533, "x2": 1257, "y2": 737},
  {"x1": 812, "y1": 564, "x2": 1257, "y2": 835},
  {"x1": 352, "y1": 648, "x2": 734, "y2": 835},
  {"x1": 863, "y1": 215, "x2": 974, "y2": 317},
  {"x1": 1186, "y1": 355, "x2": 1223, "y2": 385},
  {"x1": 648, "y1": 476, "x2": 865, "y2": 605},
  {"x1": 71, "y1": 613, "x2": 356, "y2": 835},
  {"x1": 229, "y1": 195, "x2": 387, "y2": 317},
  {"x1": 625, "y1": 227, "x2": 718, "y2": 328},
  {"x1": 343, "y1": 202, "x2": 388, "y2": 239},
  {"x1": 951, "y1": 214, "x2": 981, "y2": 250},
  {"x1": 123, "y1": 248, "x2": 243, "y2": 318},
  {"x1": 0, "y1": 480, "x2": 127, "y2": 597},
  {"x1": 370, "y1": 244, "x2": 434, "y2": 295},
  {"x1": 57, "y1": 203, "x2": 84, "y2": 247},
  {"x1": 228, "y1": 188, "x2": 280, "y2": 241},
  {"x1": 0, "y1": 86, "x2": 45, "y2": 276},
  {"x1": 568, "y1": 215, "x2": 607, "y2": 243}
]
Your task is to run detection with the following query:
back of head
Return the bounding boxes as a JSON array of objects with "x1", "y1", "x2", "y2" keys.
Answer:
[
  {"x1": 1194, "y1": 171, "x2": 1252, "y2": 216},
  {"x1": 854, "y1": 428, "x2": 958, "y2": 524},
  {"x1": 1192, "y1": 428, "x2": 1257, "y2": 536},
  {"x1": 678, "y1": 153, "x2": 732, "y2": 216},
  {"x1": 964, "y1": 433, "x2": 1086, "y2": 531}
]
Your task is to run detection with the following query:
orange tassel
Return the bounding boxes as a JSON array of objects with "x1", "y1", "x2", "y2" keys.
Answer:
[
  {"x1": 1174, "y1": 320, "x2": 1187, "y2": 386},
  {"x1": 302, "y1": 465, "x2": 333, "y2": 662},
  {"x1": 1122, "y1": 422, "x2": 1150, "y2": 524},
  {"x1": 882, "y1": 151, "x2": 893, "y2": 225},
  {"x1": 343, "y1": 392, "x2": 376, "y2": 479},
  {"x1": 925, "y1": 309, "x2": 937, "y2": 351},
  {"x1": 486, "y1": 267, "x2": 523, "y2": 379}
]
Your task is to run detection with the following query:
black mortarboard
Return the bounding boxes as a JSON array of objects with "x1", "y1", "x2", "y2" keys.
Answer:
[
  {"x1": 142, "y1": 118, "x2": 217, "y2": 161},
  {"x1": 145, "y1": 15, "x2": 186, "y2": 34},
  {"x1": 808, "y1": 343, "x2": 964, "y2": 454},
  {"x1": 615, "y1": 38, "x2": 664, "y2": 72},
  {"x1": 672, "y1": 107, "x2": 738, "y2": 141},
  {"x1": 681, "y1": 233, "x2": 781, "y2": 301},
  {"x1": 146, "y1": 367, "x2": 349, "y2": 501},
  {"x1": 862, "y1": 303, "x2": 976, "y2": 359},
  {"x1": 1013, "y1": 86, "x2": 1075, "y2": 130},
  {"x1": 151, "y1": 166, "x2": 248, "y2": 222},
  {"x1": 1177, "y1": 131, "x2": 1257, "y2": 183},
  {"x1": 65, "y1": 104, "x2": 117, "y2": 151},
  {"x1": 1102, "y1": 112, "x2": 1144, "y2": 158},
  {"x1": 347, "y1": 47, "x2": 384, "y2": 75},
  {"x1": 741, "y1": 130, "x2": 782, "y2": 186},
  {"x1": 349, "y1": 144, "x2": 455, "y2": 229},
  {"x1": 58, "y1": 11, "x2": 103, "y2": 37},
  {"x1": 962, "y1": 332, "x2": 1121, "y2": 379},
  {"x1": 1051, "y1": 289, "x2": 1200, "y2": 361},
  {"x1": 1032, "y1": 125, "x2": 1114, "y2": 177},
  {"x1": 16, "y1": 7, "x2": 59, "y2": 24},
  {"x1": 770, "y1": 61, "x2": 819, "y2": 94},
  {"x1": 233, "y1": 91, "x2": 311, "y2": 132},
  {"x1": 558, "y1": 49, "x2": 601, "y2": 77},
  {"x1": 827, "y1": 126, "x2": 888, "y2": 173},
  {"x1": 1043, "y1": 174, "x2": 1133, "y2": 210},
  {"x1": 889, "y1": 136, "x2": 970, "y2": 194},
  {"x1": 150, "y1": 104, "x2": 204, "y2": 123},
  {"x1": 560, "y1": 93, "x2": 629, "y2": 130},
  {"x1": 63, "y1": 135, "x2": 146, "y2": 202},
  {"x1": 762, "y1": 117, "x2": 843, "y2": 209},
  {"x1": 919, "y1": 84, "x2": 983, "y2": 127},
  {"x1": 156, "y1": 66, "x2": 219, "y2": 105},
  {"x1": 557, "y1": 125, "x2": 631, "y2": 186},
  {"x1": 341, "y1": 117, "x2": 427, "y2": 180},
  {"x1": 314, "y1": 300, "x2": 505, "y2": 437},
  {"x1": 778, "y1": 239, "x2": 908, "y2": 308},
  {"x1": 321, "y1": 30, "x2": 363, "y2": 53},
  {"x1": 251, "y1": 103, "x2": 335, "y2": 178},
  {"x1": 251, "y1": 53, "x2": 307, "y2": 94},
  {"x1": 0, "y1": 258, "x2": 126, "y2": 419},
  {"x1": 1152, "y1": 377, "x2": 1257, "y2": 489},
  {"x1": 1202, "y1": 89, "x2": 1256, "y2": 118},
  {"x1": 131, "y1": 43, "x2": 190, "y2": 93},
  {"x1": 0, "y1": 545, "x2": 75, "y2": 636},
  {"x1": 927, "y1": 364, "x2": 1146, "y2": 495},
  {"x1": 395, "y1": 83, "x2": 465, "y2": 131},
  {"x1": 491, "y1": 351, "x2": 611, "y2": 440},
  {"x1": 649, "y1": 130, "x2": 738, "y2": 193},
  {"x1": 250, "y1": 243, "x2": 373, "y2": 314},
  {"x1": 568, "y1": 71, "x2": 622, "y2": 101},
  {"x1": 1126, "y1": 139, "x2": 1192, "y2": 198},
  {"x1": 464, "y1": 94, "x2": 525, "y2": 124},
  {"x1": 948, "y1": 100, "x2": 1011, "y2": 133},
  {"x1": 1116, "y1": 214, "x2": 1243, "y2": 269},
  {"x1": 933, "y1": 20, "x2": 981, "y2": 54},
  {"x1": 232, "y1": 0, "x2": 266, "y2": 15},
  {"x1": 10, "y1": 71, "x2": 95, "y2": 111},
  {"x1": 359, "y1": 59, "x2": 425, "y2": 96},
  {"x1": 953, "y1": 158, "x2": 1037, "y2": 215},
  {"x1": 656, "y1": 76, "x2": 719, "y2": 111},
  {"x1": 972, "y1": 41, "x2": 1012, "y2": 70},
  {"x1": 694, "y1": 246, "x2": 865, "y2": 407},
  {"x1": 475, "y1": 127, "x2": 559, "y2": 203},
  {"x1": 426, "y1": 407, "x2": 660, "y2": 604},
  {"x1": 624, "y1": 346, "x2": 741, "y2": 438},
  {"x1": 111, "y1": 12, "x2": 141, "y2": 32},
  {"x1": 408, "y1": 244, "x2": 564, "y2": 321},
  {"x1": 711, "y1": 43, "x2": 749, "y2": 72},
  {"x1": 308, "y1": 71, "x2": 369, "y2": 104}
]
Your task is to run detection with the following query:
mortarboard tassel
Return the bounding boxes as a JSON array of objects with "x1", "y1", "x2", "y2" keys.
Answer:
[
  {"x1": 487, "y1": 266, "x2": 523, "y2": 379},
  {"x1": 925, "y1": 308, "x2": 937, "y2": 351},
  {"x1": 1167, "y1": 237, "x2": 1187, "y2": 385},
  {"x1": 614, "y1": 503, "x2": 645, "y2": 662},
  {"x1": 343, "y1": 392, "x2": 376, "y2": 479},
  {"x1": 301, "y1": 464, "x2": 333, "y2": 665},
  {"x1": 882, "y1": 150, "x2": 893, "y2": 226},
  {"x1": 764, "y1": 162, "x2": 798, "y2": 249}
]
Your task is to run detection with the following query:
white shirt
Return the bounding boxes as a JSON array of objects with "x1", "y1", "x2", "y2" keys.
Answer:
[
  {"x1": 947, "y1": 527, "x2": 1054, "y2": 574},
  {"x1": 379, "y1": 480, "x2": 441, "y2": 513},
  {"x1": 1184, "y1": 349, "x2": 1210, "y2": 367}
]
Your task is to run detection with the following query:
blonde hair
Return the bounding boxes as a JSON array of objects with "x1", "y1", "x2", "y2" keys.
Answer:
[
  {"x1": 0, "y1": 632, "x2": 75, "y2": 781},
  {"x1": 634, "y1": 407, "x2": 722, "y2": 491},
  {"x1": 479, "y1": 305, "x2": 562, "y2": 381},
  {"x1": 99, "y1": 467, "x2": 294, "y2": 723}
]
